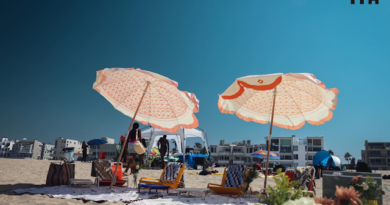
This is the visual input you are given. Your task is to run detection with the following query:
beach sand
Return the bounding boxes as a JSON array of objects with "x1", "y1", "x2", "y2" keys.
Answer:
[{"x1": 0, "y1": 158, "x2": 389, "y2": 204}]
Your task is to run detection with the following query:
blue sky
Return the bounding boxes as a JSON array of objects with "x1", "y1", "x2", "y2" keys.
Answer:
[{"x1": 1, "y1": 0, "x2": 389, "y2": 163}]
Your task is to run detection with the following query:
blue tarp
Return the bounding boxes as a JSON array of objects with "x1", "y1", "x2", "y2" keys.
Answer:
[
  {"x1": 178, "y1": 154, "x2": 212, "y2": 169},
  {"x1": 313, "y1": 150, "x2": 340, "y2": 167}
]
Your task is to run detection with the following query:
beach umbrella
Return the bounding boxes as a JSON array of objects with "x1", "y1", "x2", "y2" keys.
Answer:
[
  {"x1": 218, "y1": 73, "x2": 338, "y2": 189},
  {"x1": 251, "y1": 150, "x2": 279, "y2": 160},
  {"x1": 251, "y1": 150, "x2": 279, "y2": 168},
  {"x1": 93, "y1": 68, "x2": 199, "y2": 188},
  {"x1": 87, "y1": 139, "x2": 108, "y2": 159}
]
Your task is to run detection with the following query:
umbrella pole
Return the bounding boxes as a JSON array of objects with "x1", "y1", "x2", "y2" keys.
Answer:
[
  {"x1": 264, "y1": 87, "x2": 277, "y2": 189},
  {"x1": 110, "y1": 82, "x2": 151, "y2": 189}
]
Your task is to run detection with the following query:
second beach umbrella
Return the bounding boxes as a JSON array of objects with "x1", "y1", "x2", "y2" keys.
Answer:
[
  {"x1": 93, "y1": 68, "x2": 199, "y2": 189},
  {"x1": 218, "y1": 73, "x2": 339, "y2": 189}
]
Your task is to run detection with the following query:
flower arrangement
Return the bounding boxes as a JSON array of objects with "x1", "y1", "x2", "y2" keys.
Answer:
[
  {"x1": 333, "y1": 185, "x2": 363, "y2": 205},
  {"x1": 314, "y1": 196, "x2": 334, "y2": 205},
  {"x1": 242, "y1": 167, "x2": 259, "y2": 196},
  {"x1": 129, "y1": 163, "x2": 146, "y2": 187},
  {"x1": 350, "y1": 175, "x2": 384, "y2": 202},
  {"x1": 312, "y1": 186, "x2": 362, "y2": 205}
]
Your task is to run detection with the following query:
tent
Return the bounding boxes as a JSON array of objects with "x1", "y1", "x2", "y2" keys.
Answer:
[
  {"x1": 141, "y1": 127, "x2": 209, "y2": 166},
  {"x1": 313, "y1": 150, "x2": 341, "y2": 167}
]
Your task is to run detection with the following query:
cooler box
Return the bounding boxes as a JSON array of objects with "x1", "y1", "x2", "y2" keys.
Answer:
[
  {"x1": 322, "y1": 170, "x2": 383, "y2": 205},
  {"x1": 62, "y1": 147, "x2": 75, "y2": 162}
]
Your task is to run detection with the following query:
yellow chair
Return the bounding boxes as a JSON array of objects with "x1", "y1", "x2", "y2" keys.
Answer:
[
  {"x1": 139, "y1": 162, "x2": 186, "y2": 189},
  {"x1": 207, "y1": 165, "x2": 251, "y2": 197}
]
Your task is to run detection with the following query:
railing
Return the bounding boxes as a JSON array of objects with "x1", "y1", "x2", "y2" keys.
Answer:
[
  {"x1": 370, "y1": 163, "x2": 387, "y2": 166},
  {"x1": 233, "y1": 152, "x2": 244, "y2": 156},
  {"x1": 218, "y1": 160, "x2": 229, "y2": 164},
  {"x1": 369, "y1": 154, "x2": 387, "y2": 158},
  {"x1": 369, "y1": 146, "x2": 385, "y2": 150},
  {"x1": 232, "y1": 161, "x2": 245, "y2": 164},
  {"x1": 280, "y1": 150, "x2": 292, "y2": 153},
  {"x1": 218, "y1": 152, "x2": 230, "y2": 156}
]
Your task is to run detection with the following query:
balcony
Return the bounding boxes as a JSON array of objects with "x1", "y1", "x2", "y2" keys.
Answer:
[
  {"x1": 232, "y1": 160, "x2": 245, "y2": 164},
  {"x1": 370, "y1": 163, "x2": 387, "y2": 166},
  {"x1": 233, "y1": 152, "x2": 245, "y2": 156},
  {"x1": 280, "y1": 149, "x2": 292, "y2": 153},
  {"x1": 218, "y1": 160, "x2": 229, "y2": 164},
  {"x1": 218, "y1": 152, "x2": 231, "y2": 156}
]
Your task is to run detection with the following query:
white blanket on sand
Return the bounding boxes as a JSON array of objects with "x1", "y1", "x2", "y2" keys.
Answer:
[{"x1": 14, "y1": 186, "x2": 261, "y2": 205}]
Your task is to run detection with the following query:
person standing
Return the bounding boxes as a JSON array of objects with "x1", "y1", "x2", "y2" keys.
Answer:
[
  {"x1": 124, "y1": 123, "x2": 144, "y2": 175},
  {"x1": 82, "y1": 141, "x2": 89, "y2": 162},
  {"x1": 158, "y1": 135, "x2": 169, "y2": 169}
]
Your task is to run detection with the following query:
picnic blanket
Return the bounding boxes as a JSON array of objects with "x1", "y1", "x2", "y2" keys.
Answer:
[{"x1": 13, "y1": 186, "x2": 262, "y2": 204}]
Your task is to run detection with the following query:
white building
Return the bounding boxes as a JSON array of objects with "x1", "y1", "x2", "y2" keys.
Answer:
[
  {"x1": 1, "y1": 137, "x2": 15, "y2": 158},
  {"x1": 264, "y1": 135, "x2": 324, "y2": 168},
  {"x1": 53, "y1": 137, "x2": 82, "y2": 160},
  {"x1": 210, "y1": 140, "x2": 266, "y2": 167},
  {"x1": 10, "y1": 140, "x2": 42, "y2": 159},
  {"x1": 41, "y1": 143, "x2": 55, "y2": 160}
]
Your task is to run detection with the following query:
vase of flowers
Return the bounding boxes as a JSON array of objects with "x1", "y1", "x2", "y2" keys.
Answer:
[
  {"x1": 242, "y1": 167, "x2": 259, "y2": 198},
  {"x1": 130, "y1": 164, "x2": 145, "y2": 188},
  {"x1": 350, "y1": 175, "x2": 385, "y2": 204}
]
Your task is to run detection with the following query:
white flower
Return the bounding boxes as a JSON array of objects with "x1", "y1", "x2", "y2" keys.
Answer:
[
  {"x1": 282, "y1": 197, "x2": 321, "y2": 205},
  {"x1": 362, "y1": 182, "x2": 369, "y2": 191},
  {"x1": 136, "y1": 165, "x2": 140, "y2": 169}
]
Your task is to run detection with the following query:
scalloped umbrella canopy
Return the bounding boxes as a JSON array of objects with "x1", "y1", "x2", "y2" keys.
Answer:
[
  {"x1": 218, "y1": 73, "x2": 338, "y2": 130},
  {"x1": 218, "y1": 72, "x2": 338, "y2": 189},
  {"x1": 93, "y1": 68, "x2": 199, "y2": 133}
]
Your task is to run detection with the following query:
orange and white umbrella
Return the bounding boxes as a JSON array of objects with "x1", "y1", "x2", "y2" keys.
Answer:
[
  {"x1": 93, "y1": 68, "x2": 199, "y2": 133},
  {"x1": 93, "y1": 68, "x2": 199, "y2": 188},
  {"x1": 218, "y1": 73, "x2": 338, "y2": 188}
]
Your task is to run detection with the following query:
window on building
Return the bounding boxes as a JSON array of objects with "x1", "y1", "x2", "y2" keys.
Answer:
[
  {"x1": 293, "y1": 146, "x2": 298, "y2": 151},
  {"x1": 308, "y1": 155, "x2": 313, "y2": 160},
  {"x1": 313, "y1": 139, "x2": 321, "y2": 146},
  {"x1": 294, "y1": 154, "x2": 298, "y2": 159},
  {"x1": 308, "y1": 139, "x2": 312, "y2": 145},
  {"x1": 313, "y1": 147, "x2": 321, "y2": 151}
]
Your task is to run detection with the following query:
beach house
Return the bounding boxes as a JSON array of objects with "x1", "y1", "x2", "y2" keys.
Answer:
[
  {"x1": 265, "y1": 135, "x2": 324, "y2": 168},
  {"x1": 0, "y1": 137, "x2": 15, "y2": 158},
  {"x1": 52, "y1": 137, "x2": 82, "y2": 160},
  {"x1": 209, "y1": 140, "x2": 266, "y2": 167},
  {"x1": 361, "y1": 140, "x2": 390, "y2": 170}
]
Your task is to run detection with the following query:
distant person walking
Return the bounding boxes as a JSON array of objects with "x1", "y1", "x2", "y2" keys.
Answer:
[
  {"x1": 82, "y1": 141, "x2": 89, "y2": 162},
  {"x1": 158, "y1": 135, "x2": 169, "y2": 169}
]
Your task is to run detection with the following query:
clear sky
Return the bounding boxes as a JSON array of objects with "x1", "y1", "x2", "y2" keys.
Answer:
[{"x1": 1, "y1": 0, "x2": 389, "y2": 163}]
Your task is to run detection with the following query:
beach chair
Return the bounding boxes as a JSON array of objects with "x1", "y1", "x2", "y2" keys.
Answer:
[
  {"x1": 293, "y1": 166, "x2": 316, "y2": 196},
  {"x1": 139, "y1": 162, "x2": 186, "y2": 189},
  {"x1": 91, "y1": 159, "x2": 128, "y2": 187},
  {"x1": 207, "y1": 165, "x2": 251, "y2": 197}
]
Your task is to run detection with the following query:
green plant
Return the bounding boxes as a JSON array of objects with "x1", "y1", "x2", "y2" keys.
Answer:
[
  {"x1": 259, "y1": 169, "x2": 309, "y2": 205},
  {"x1": 243, "y1": 167, "x2": 259, "y2": 193},
  {"x1": 352, "y1": 176, "x2": 385, "y2": 201}
]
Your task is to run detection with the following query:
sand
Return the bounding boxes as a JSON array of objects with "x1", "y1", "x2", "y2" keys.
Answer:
[{"x1": 0, "y1": 158, "x2": 389, "y2": 205}]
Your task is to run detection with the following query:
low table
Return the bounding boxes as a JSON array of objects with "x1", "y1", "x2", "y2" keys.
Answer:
[
  {"x1": 176, "y1": 188, "x2": 209, "y2": 198},
  {"x1": 69, "y1": 179, "x2": 94, "y2": 188},
  {"x1": 138, "y1": 184, "x2": 170, "y2": 194}
]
